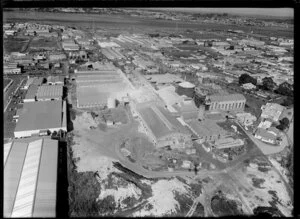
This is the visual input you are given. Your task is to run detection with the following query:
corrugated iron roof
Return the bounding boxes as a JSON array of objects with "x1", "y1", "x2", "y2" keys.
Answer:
[
  {"x1": 11, "y1": 139, "x2": 43, "y2": 217},
  {"x1": 24, "y1": 85, "x2": 38, "y2": 100},
  {"x1": 4, "y1": 139, "x2": 58, "y2": 217},
  {"x1": 33, "y1": 139, "x2": 57, "y2": 217},
  {"x1": 36, "y1": 85, "x2": 63, "y2": 99},
  {"x1": 4, "y1": 142, "x2": 28, "y2": 217}
]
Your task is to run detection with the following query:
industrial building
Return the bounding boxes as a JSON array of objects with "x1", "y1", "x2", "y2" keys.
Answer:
[
  {"x1": 23, "y1": 77, "x2": 35, "y2": 90},
  {"x1": 175, "y1": 101, "x2": 199, "y2": 121},
  {"x1": 62, "y1": 39, "x2": 79, "y2": 51},
  {"x1": 14, "y1": 100, "x2": 67, "y2": 138},
  {"x1": 260, "y1": 103, "x2": 285, "y2": 122},
  {"x1": 49, "y1": 54, "x2": 67, "y2": 61},
  {"x1": 4, "y1": 67, "x2": 21, "y2": 74},
  {"x1": 4, "y1": 138, "x2": 58, "y2": 217},
  {"x1": 186, "y1": 119, "x2": 227, "y2": 143},
  {"x1": 47, "y1": 76, "x2": 64, "y2": 85},
  {"x1": 24, "y1": 84, "x2": 39, "y2": 102},
  {"x1": 75, "y1": 65, "x2": 133, "y2": 108},
  {"x1": 205, "y1": 94, "x2": 246, "y2": 112},
  {"x1": 36, "y1": 84, "x2": 63, "y2": 101},
  {"x1": 145, "y1": 73, "x2": 184, "y2": 85},
  {"x1": 157, "y1": 86, "x2": 185, "y2": 108},
  {"x1": 136, "y1": 104, "x2": 192, "y2": 148},
  {"x1": 101, "y1": 48, "x2": 125, "y2": 60},
  {"x1": 176, "y1": 81, "x2": 195, "y2": 98}
]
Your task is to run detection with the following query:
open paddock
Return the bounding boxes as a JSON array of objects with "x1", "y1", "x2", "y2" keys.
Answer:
[
  {"x1": 29, "y1": 37, "x2": 59, "y2": 51},
  {"x1": 4, "y1": 37, "x2": 29, "y2": 53}
]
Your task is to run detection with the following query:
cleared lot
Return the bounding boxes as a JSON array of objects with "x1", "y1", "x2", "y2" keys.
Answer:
[{"x1": 4, "y1": 37, "x2": 29, "y2": 53}]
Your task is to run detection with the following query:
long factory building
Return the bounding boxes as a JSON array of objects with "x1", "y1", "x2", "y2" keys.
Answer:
[
  {"x1": 205, "y1": 93, "x2": 246, "y2": 112},
  {"x1": 4, "y1": 138, "x2": 58, "y2": 217}
]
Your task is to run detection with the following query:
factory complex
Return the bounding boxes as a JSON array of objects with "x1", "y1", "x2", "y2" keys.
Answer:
[{"x1": 3, "y1": 12, "x2": 293, "y2": 217}]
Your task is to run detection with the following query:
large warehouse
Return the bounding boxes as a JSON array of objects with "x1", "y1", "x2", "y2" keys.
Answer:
[
  {"x1": 14, "y1": 100, "x2": 67, "y2": 138},
  {"x1": 75, "y1": 65, "x2": 134, "y2": 108},
  {"x1": 4, "y1": 138, "x2": 58, "y2": 217},
  {"x1": 136, "y1": 104, "x2": 192, "y2": 148},
  {"x1": 205, "y1": 93, "x2": 246, "y2": 112},
  {"x1": 186, "y1": 119, "x2": 227, "y2": 143}
]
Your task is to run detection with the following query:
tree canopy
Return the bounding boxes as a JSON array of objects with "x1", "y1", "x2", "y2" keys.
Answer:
[
  {"x1": 261, "y1": 77, "x2": 276, "y2": 91},
  {"x1": 276, "y1": 117, "x2": 290, "y2": 131},
  {"x1": 238, "y1": 73, "x2": 257, "y2": 85},
  {"x1": 275, "y1": 82, "x2": 293, "y2": 97}
]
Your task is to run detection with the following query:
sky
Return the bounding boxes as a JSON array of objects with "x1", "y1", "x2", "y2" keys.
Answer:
[{"x1": 147, "y1": 8, "x2": 294, "y2": 18}]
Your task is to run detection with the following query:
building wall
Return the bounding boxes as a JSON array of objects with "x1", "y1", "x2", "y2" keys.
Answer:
[
  {"x1": 208, "y1": 99, "x2": 246, "y2": 112},
  {"x1": 36, "y1": 97, "x2": 62, "y2": 102},
  {"x1": 24, "y1": 98, "x2": 35, "y2": 103},
  {"x1": 14, "y1": 127, "x2": 67, "y2": 139}
]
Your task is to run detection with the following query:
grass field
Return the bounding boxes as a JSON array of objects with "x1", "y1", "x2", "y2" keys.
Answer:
[
  {"x1": 29, "y1": 37, "x2": 58, "y2": 49},
  {"x1": 4, "y1": 37, "x2": 29, "y2": 53}
]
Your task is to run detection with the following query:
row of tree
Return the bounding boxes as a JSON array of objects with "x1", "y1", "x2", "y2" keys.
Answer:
[{"x1": 238, "y1": 73, "x2": 293, "y2": 97}]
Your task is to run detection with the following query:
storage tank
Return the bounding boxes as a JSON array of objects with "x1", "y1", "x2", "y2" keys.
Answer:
[
  {"x1": 177, "y1": 81, "x2": 195, "y2": 98},
  {"x1": 107, "y1": 97, "x2": 116, "y2": 109}
]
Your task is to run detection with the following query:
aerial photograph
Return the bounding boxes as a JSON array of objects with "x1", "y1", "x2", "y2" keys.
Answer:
[{"x1": 3, "y1": 7, "x2": 294, "y2": 217}]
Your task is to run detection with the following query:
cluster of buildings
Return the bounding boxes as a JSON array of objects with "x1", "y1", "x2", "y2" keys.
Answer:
[
  {"x1": 13, "y1": 75, "x2": 66, "y2": 138},
  {"x1": 254, "y1": 103, "x2": 286, "y2": 144}
]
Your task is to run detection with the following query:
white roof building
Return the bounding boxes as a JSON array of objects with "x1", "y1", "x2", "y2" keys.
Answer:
[{"x1": 261, "y1": 103, "x2": 285, "y2": 122}]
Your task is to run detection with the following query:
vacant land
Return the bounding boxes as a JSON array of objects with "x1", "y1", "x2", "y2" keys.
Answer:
[
  {"x1": 29, "y1": 37, "x2": 59, "y2": 50},
  {"x1": 244, "y1": 93, "x2": 265, "y2": 119},
  {"x1": 4, "y1": 37, "x2": 29, "y2": 53}
]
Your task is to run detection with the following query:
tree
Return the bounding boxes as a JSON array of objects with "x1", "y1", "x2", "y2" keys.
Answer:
[
  {"x1": 42, "y1": 77, "x2": 47, "y2": 84},
  {"x1": 275, "y1": 82, "x2": 293, "y2": 97},
  {"x1": 276, "y1": 117, "x2": 290, "y2": 131},
  {"x1": 261, "y1": 77, "x2": 276, "y2": 91},
  {"x1": 282, "y1": 97, "x2": 294, "y2": 107},
  {"x1": 238, "y1": 74, "x2": 257, "y2": 85}
]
